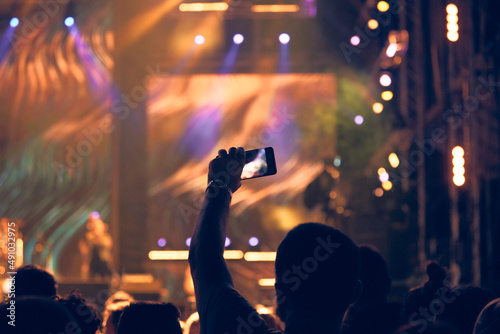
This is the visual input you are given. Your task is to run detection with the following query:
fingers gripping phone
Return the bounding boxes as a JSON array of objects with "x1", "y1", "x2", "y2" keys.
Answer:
[{"x1": 241, "y1": 147, "x2": 277, "y2": 180}]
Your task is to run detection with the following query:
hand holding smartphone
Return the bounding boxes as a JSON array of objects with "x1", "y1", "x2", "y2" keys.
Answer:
[{"x1": 241, "y1": 147, "x2": 277, "y2": 180}]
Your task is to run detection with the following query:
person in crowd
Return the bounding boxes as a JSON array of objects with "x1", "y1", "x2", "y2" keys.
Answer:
[
  {"x1": 103, "y1": 291, "x2": 135, "y2": 334},
  {"x1": 435, "y1": 285, "x2": 494, "y2": 334},
  {"x1": 0, "y1": 296, "x2": 76, "y2": 333},
  {"x1": 188, "y1": 147, "x2": 361, "y2": 334},
  {"x1": 15, "y1": 264, "x2": 58, "y2": 298},
  {"x1": 55, "y1": 290, "x2": 102, "y2": 334},
  {"x1": 116, "y1": 302, "x2": 183, "y2": 334},
  {"x1": 474, "y1": 298, "x2": 500, "y2": 334},
  {"x1": 342, "y1": 245, "x2": 402, "y2": 334},
  {"x1": 404, "y1": 261, "x2": 449, "y2": 320}
]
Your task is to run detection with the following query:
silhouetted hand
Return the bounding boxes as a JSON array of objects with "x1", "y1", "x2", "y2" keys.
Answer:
[{"x1": 208, "y1": 147, "x2": 245, "y2": 193}]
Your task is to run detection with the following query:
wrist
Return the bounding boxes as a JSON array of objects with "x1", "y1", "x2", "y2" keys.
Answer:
[{"x1": 206, "y1": 180, "x2": 233, "y2": 199}]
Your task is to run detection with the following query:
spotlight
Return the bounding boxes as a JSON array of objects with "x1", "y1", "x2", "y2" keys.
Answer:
[
  {"x1": 249, "y1": 237, "x2": 259, "y2": 247},
  {"x1": 350, "y1": 35, "x2": 361, "y2": 46},
  {"x1": 64, "y1": 17, "x2": 75, "y2": 27},
  {"x1": 233, "y1": 33, "x2": 244, "y2": 45},
  {"x1": 279, "y1": 33, "x2": 290, "y2": 45},
  {"x1": 194, "y1": 35, "x2": 205, "y2": 45},
  {"x1": 354, "y1": 115, "x2": 364, "y2": 125},
  {"x1": 157, "y1": 238, "x2": 167, "y2": 247},
  {"x1": 9, "y1": 17, "x2": 19, "y2": 28}
]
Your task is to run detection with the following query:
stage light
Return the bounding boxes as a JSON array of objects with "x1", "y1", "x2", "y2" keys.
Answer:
[
  {"x1": 388, "y1": 153, "x2": 400, "y2": 168},
  {"x1": 225, "y1": 237, "x2": 231, "y2": 247},
  {"x1": 381, "y1": 91, "x2": 393, "y2": 101},
  {"x1": 258, "y1": 278, "x2": 276, "y2": 287},
  {"x1": 452, "y1": 146, "x2": 465, "y2": 186},
  {"x1": 379, "y1": 171, "x2": 389, "y2": 183},
  {"x1": 350, "y1": 35, "x2": 361, "y2": 46},
  {"x1": 368, "y1": 19, "x2": 379, "y2": 30},
  {"x1": 251, "y1": 4, "x2": 299, "y2": 13},
  {"x1": 157, "y1": 238, "x2": 167, "y2": 247},
  {"x1": 374, "y1": 188, "x2": 384, "y2": 197},
  {"x1": 233, "y1": 34, "x2": 244, "y2": 45},
  {"x1": 446, "y1": 4, "x2": 459, "y2": 42},
  {"x1": 64, "y1": 17, "x2": 75, "y2": 27},
  {"x1": 9, "y1": 17, "x2": 19, "y2": 28},
  {"x1": 379, "y1": 74, "x2": 392, "y2": 87},
  {"x1": 382, "y1": 180, "x2": 393, "y2": 191},
  {"x1": 249, "y1": 237, "x2": 259, "y2": 247},
  {"x1": 377, "y1": 1, "x2": 390, "y2": 12},
  {"x1": 244, "y1": 252, "x2": 276, "y2": 262},
  {"x1": 91, "y1": 211, "x2": 100, "y2": 219},
  {"x1": 334, "y1": 156, "x2": 341, "y2": 167},
  {"x1": 194, "y1": 35, "x2": 205, "y2": 45},
  {"x1": 179, "y1": 2, "x2": 229, "y2": 12},
  {"x1": 386, "y1": 43, "x2": 397, "y2": 57},
  {"x1": 186, "y1": 237, "x2": 192, "y2": 247},
  {"x1": 373, "y1": 102, "x2": 384, "y2": 114},
  {"x1": 354, "y1": 115, "x2": 364, "y2": 125},
  {"x1": 223, "y1": 250, "x2": 244, "y2": 259},
  {"x1": 279, "y1": 33, "x2": 290, "y2": 45}
]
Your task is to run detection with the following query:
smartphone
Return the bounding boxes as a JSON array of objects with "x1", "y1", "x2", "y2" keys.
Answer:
[{"x1": 241, "y1": 147, "x2": 277, "y2": 180}]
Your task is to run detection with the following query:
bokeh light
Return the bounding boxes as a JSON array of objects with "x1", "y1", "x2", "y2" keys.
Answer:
[
  {"x1": 382, "y1": 180, "x2": 393, "y2": 191},
  {"x1": 225, "y1": 237, "x2": 231, "y2": 247},
  {"x1": 91, "y1": 211, "x2": 100, "y2": 219},
  {"x1": 350, "y1": 35, "x2": 361, "y2": 46},
  {"x1": 368, "y1": 19, "x2": 379, "y2": 30},
  {"x1": 377, "y1": 1, "x2": 390, "y2": 12},
  {"x1": 9, "y1": 17, "x2": 19, "y2": 28},
  {"x1": 381, "y1": 91, "x2": 393, "y2": 101},
  {"x1": 446, "y1": 4, "x2": 458, "y2": 15},
  {"x1": 374, "y1": 188, "x2": 384, "y2": 197},
  {"x1": 354, "y1": 115, "x2": 364, "y2": 125},
  {"x1": 378, "y1": 167, "x2": 387, "y2": 175},
  {"x1": 379, "y1": 74, "x2": 392, "y2": 87},
  {"x1": 64, "y1": 17, "x2": 75, "y2": 27},
  {"x1": 386, "y1": 43, "x2": 398, "y2": 57},
  {"x1": 279, "y1": 33, "x2": 290, "y2": 44},
  {"x1": 249, "y1": 237, "x2": 259, "y2": 247},
  {"x1": 334, "y1": 156, "x2": 341, "y2": 167},
  {"x1": 157, "y1": 238, "x2": 167, "y2": 247},
  {"x1": 186, "y1": 237, "x2": 192, "y2": 247},
  {"x1": 233, "y1": 34, "x2": 244, "y2": 45},
  {"x1": 388, "y1": 153, "x2": 400, "y2": 168},
  {"x1": 194, "y1": 35, "x2": 205, "y2": 45},
  {"x1": 373, "y1": 102, "x2": 384, "y2": 114},
  {"x1": 379, "y1": 171, "x2": 389, "y2": 183}
]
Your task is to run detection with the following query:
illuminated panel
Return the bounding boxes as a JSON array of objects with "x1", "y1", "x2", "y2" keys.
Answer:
[
  {"x1": 258, "y1": 278, "x2": 276, "y2": 287},
  {"x1": 251, "y1": 5, "x2": 300, "y2": 13},
  {"x1": 179, "y1": 2, "x2": 229, "y2": 12},
  {"x1": 244, "y1": 252, "x2": 276, "y2": 262},
  {"x1": 148, "y1": 250, "x2": 244, "y2": 260}
]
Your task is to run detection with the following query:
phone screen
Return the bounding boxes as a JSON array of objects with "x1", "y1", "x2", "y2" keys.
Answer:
[{"x1": 241, "y1": 148, "x2": 270, "y2": 180}]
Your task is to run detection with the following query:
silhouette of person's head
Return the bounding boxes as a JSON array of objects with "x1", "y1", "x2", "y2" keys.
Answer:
[
  {"x1": 56, "y1": 290, "x2": 101, "y2": 334},
  {"x1": 474, "y1": 298, "x2": 500, "y2": 334},
  {"x1": 0, "y1": 296, "x2": 76, "y2": 333},
  {"x1": 274, "y1": 223, "x2": 360, "y2": 321},
  {"x1": 358, "y1": 245, "x2": 391, "y2": 301},
  {"x1": 395, "y1": 321, "x2": 459, "y2": 334},
  {"x1": 435, "y1": 286, "x2": 494, "y2": 334},
  {"x1": 116, "y1": 302, "x2": 183, "y2": 334},
  {"x1": 15, "y1": 264, "x2": 57, "y2": 298}
]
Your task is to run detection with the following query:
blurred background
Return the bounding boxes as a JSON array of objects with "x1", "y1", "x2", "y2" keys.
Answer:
[{"x1": 0, "y1": 0, "x2": 499, "y2": 313}]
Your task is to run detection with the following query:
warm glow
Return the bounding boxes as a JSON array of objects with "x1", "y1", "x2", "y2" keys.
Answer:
[
  {"x1": 374, "y1": 188, "x2": 384, "y2": 197},
  {"x1": 336, "y1": 207, "x2": 345, "y2": 214},
  {"x1": 447, "y1": 14, "x2": 458, "y2": 23},
  {"x1": 447, "y1": 23, "x2": 459, "y2": 32},
  {"x1": 388, "y1": 153, "x2": 400, "y2": 168},
  {"x1": 447, "y1": 32, "x2": 459, "y2": 42},
  {"x1": 446, "y1": 4, "x2": 458, "y2": 15},
  {"x1": 256, "y1": 306, "x2": 273, "y2": 314},
  {"x1": 453, "y1": 175, "x2": 465, "y2": 186},
  {"x1": 244, "y1": 252, "x2": 276, "y2": 262},
  {"x1": 368, "y1": 19, "x2": 379, "y2": 30},
  {"x1": 377, "y1": 1, "x2": 390, "y2": 12},
  {"x1": 149, "y1": 250, "x2": 189, "y2": 260},
  {"x1": 251, "y1": 4, "x2": 299, "y2": 13},
  {"x1": 179, "y1": 2, "x2": 229, "y2": 12},
  {"x1": 452, "y1": 146, "x2": 465, "y2": 186},
  {"x1": 373, "y1": 102, "x2": 384, "y2": 114},
  {"x1": 258, "y1": 278, "x2": 276, "y2": 287},
  {"x1": 386, "y1": 43, "x2": 398, "y2": 57},
  {"x1": 223, "y1": 250, "x2": 244, "y2": 260},
  {"x1": 378, "y1": 167, "x2": 387, "y2": 175},
  {"x1": 122, "y1": 274, "x2": 155, "y2": 283},
  {"x1": 382, "y1": 181, "x2": 393, "y2": 191},
  {"x1": 381, "y1": 91, "x2": 393, "y2": 101},
  {"x1": 452, "y1": 146, "x2": 464, "y2": 156}
]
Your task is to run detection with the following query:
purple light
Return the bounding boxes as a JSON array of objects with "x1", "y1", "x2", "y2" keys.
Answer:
[
  {"x1": 249, "y1": 237, "x2": 259, "y2": 247},
  {"x1": 194, "y1": 35, "x2": 205, "y2": 45},
  {"x1": 91, "y1": 211, "x2": 100, "y2": 219},
  {"x1": 279, "y1": 33, "x2": 290, "y2": 45},
  {"x1": 157, "y1": 238, "x2": 167, "y2": 247},
  {"x1": 386, "y1": 43, "x2": 397, "y2": 57},
  {"x1": 64, "y1": 17, "x2": 75, "y2": 27},
  {"x1": 233, "y1": 34, "x2": 244, "y2": 45},
  {"x1": 354, "y1": 115, "x2": 364, "y2": 125},
  {"x1": 379, "y1": 74, "x2": 392, "y2": 87},
  {"x1": 379, "y1": 172, "x2": 389, "y2": 183},
  {"x1": 186, "y1": 237, "x2": 192, "y2": 247},
  {"x1": 225, "y1": 237, "x2": 231, "y2": 247},
  {"x1": 350, "y1": 35, "x2": 361, "y2": 46},
  {"x1": 9, "y1": 17, "x2": 19, "y2": 28}
]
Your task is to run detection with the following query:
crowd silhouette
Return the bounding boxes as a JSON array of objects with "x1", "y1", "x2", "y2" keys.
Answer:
[{"x1": 1, "y1": 147, "x2": 499, "y2": 334}]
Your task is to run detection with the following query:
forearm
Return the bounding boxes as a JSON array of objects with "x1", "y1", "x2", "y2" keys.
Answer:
[{"x1": 188, "y1": 187, "x2": 233, "y2": 294}]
